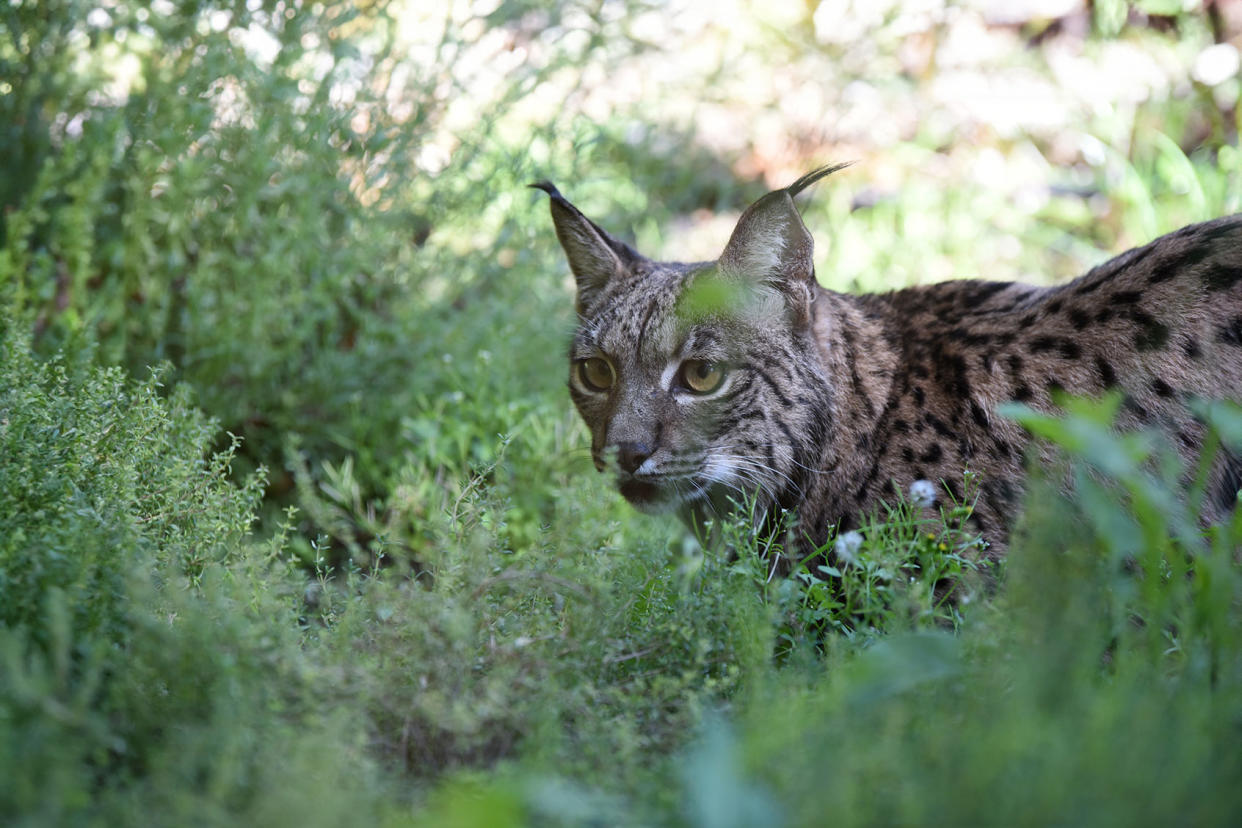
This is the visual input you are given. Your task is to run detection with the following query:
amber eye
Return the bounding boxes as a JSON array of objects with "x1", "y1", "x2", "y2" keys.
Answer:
[
  {"x1": 578, "y1": 357, "x2": 615, "y2": 392},
  {"x1": 680, "y1": 360, "x2": 725, "y2": 394}
]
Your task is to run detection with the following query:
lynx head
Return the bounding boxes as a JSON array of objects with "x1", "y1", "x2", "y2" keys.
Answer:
[{"x1": 533, "y1": 166, "x2": 847, "y2": 515}]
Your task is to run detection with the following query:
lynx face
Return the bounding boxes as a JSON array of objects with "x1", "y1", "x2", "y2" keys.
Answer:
[
  {"x1": 566, "y1": 261, "x2": 828, "y2": 514},
  {"x1": 533, "y1": 170, "x2": 844, "y2": 520}
]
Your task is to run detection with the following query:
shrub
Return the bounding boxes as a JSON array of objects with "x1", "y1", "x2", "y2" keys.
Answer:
[
  {"x1": 0, "y1": 316, "x2": 261, "y2": 648},
  {"x1": 0, "y1": 0, "x2": 669, "y2": 564},
  {"x1": 0, "y1": 320, "x2": 390, "y2": 825}
]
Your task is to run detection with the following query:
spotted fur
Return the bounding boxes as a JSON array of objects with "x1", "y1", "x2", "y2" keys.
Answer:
[{"x1": 533, "y1": 169, "x2": 1242, "y2": 555}]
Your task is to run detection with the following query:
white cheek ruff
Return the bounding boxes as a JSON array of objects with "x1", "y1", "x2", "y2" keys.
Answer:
[{"x1": 701, "y1": 454, "x2": 737, "y2": 485}]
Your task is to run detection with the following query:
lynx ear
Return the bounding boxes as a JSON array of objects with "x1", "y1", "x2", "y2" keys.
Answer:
[
  {"x1": 718, "y1": 164, "x2": 849, "y2": 324},
  {"x1": 530, "y1": 181, "x2": 641, "y2": 313}
]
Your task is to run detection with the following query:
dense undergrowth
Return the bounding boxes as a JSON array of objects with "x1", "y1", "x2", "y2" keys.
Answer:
[{"x1": 3, "y1": 1, "x2": 1242, "y2": 825}]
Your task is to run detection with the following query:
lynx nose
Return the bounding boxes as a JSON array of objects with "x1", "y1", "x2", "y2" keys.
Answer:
[{"x1": 613, "y1": 441, "x2": 653, "y2": 474}]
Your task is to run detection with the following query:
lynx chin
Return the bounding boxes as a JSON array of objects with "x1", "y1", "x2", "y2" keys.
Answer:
[{"x1": 533, "y1": 167, "x2": 1242, "y2": 557}]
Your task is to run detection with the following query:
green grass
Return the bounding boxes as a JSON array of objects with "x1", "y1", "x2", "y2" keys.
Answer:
[{"x1": 3, "y1": 1, "x2": 1242, "y2": 825}]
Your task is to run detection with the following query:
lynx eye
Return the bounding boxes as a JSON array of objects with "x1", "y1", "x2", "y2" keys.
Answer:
[
  {"x1": 577, "y1": 357, "x2": 615, "y2": 392},
  {"x1": 680, "y1": 360, "x2": 725, "y2": 394}
]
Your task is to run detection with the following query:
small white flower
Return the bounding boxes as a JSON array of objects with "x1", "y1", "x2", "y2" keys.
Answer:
[
  {"x1": 834, "y1": 530, "x2": 864, "y2": 566},
  {"x1": 1193, "y1": 43, "x2": 1240, "y2": 87},
  {"x1": 909, "y1": 479, "x2": 938, "y2": 509}
]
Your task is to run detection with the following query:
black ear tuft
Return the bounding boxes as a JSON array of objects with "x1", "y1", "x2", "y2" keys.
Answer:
[
  {"x1": 716, "y1": 163, "x2": 852, "y2": 327},
  {"x1": 785, "y1": 162, "x2": 854, "y2": 199},
  {"x1": 531, "y1": 182, "x2": 644, "y2": 313},
  {"x1": 528, "y1": 180, "x2": 564, "y2": 200}
]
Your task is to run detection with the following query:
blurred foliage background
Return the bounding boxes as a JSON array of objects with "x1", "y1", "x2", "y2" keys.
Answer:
[{"x1": 2, "y1": 0, "x2": 1242, "y2": 824}]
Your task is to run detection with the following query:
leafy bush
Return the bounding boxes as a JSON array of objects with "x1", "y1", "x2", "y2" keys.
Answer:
[
  {"x1": 0, "y1": 316, "x2": 261, "y2": 648},
  {"x1": 0, "y1": 0, "x2": 656, "y2": 565}
]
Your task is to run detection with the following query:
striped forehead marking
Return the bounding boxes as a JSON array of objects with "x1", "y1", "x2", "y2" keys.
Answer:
[{"x1": 585, "y1": 270, "x2": 688, "y2": 357}]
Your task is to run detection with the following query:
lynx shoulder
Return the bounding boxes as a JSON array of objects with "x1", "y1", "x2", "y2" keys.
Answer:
[{"x1": 533, "y1": 168, "x2": 1242, "y2": 555}]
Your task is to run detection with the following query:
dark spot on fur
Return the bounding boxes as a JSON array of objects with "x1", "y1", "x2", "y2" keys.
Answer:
[
  {"x1": 1094, "y1": 308, "x2": 1115, "y2": 325},
  {"x1": 1067, "y1": 308, "x2": 1091, "y2": 329},
  {"x1": 902, "y1": 446, "x2": 915, "y2": 463},
  {"x1": 913, "y1": 386, "x2": 926, "y2": 406},
  {"x1": 1095, "y1": 356, "x2": 1117, "y2": 387},
  {"x1": 1111, "y1": 290, "x2": 1143, "y2": 306},
  {"x1": 1133, "y1": 310, "x2": 1170, "y2": 351},
  {"x1": 953, "y1": 328, "x2": 994, "y2": 347},
  {"x1": 1013, "y1": 384, "x2": 1033, "y2": 402},
  {"x1": 1202, "y1": 263, "x2": 1242, "y2": 292},
  {"x1": 924, "y1": 413, "x2": 954, "y2": 439},
  {"x1": 1029, "y1": 336, "x2": 1057, "y2": 354},
  {"x1": 991, "y1": 478, "x2": 1020, "y2": 508},
  {"x1": 893, "y1": 418, "x2": 909, "y2": 433},
  {"x1": 970, "y1": 401, "x2": 988, "y2": 427},
  {"x1": 957, "y1": 436, "x2": 973, "y2": 460},
  {"x1": 931, "y1": 348, "x2": 971, "y2": 398},
  {"x1": 1183, "y1": 337, "x2": 1201, "y2": 359},
  {"x1": 1212, "y1": 451, "x2": 1242, "y2": 514},
  {"x1": 1046, "y1": 298, "x2": 1063, "y2": 314},
  {"x1": 1151, "y1": 377, "x2": 1175, "y2": 398},
  {"x1": 970, "y1": 511, "x2": 991, "y2": 535},
  {"x1": 1158, "y1": 243, "x2": 1212, "y2": 280},
  {"x1": 968, "y1": 281, "x2": 1014, "y2": 303},
  {"x1": 1076, "y1": 277, "x2": 1106, "y2": 296},
  {"x1": 920, "y1": 443, "x2": 943, "y2": 463},
  {"x1": 1123, "y1": 395, "x2": 1150, "y2": 422},
  {"x1": 1059, "y1": 339, "x2": 1082, "y2": 360},
  {"x1": 1216, "y1": 317, "x2": 1242, "y2": 347}
]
